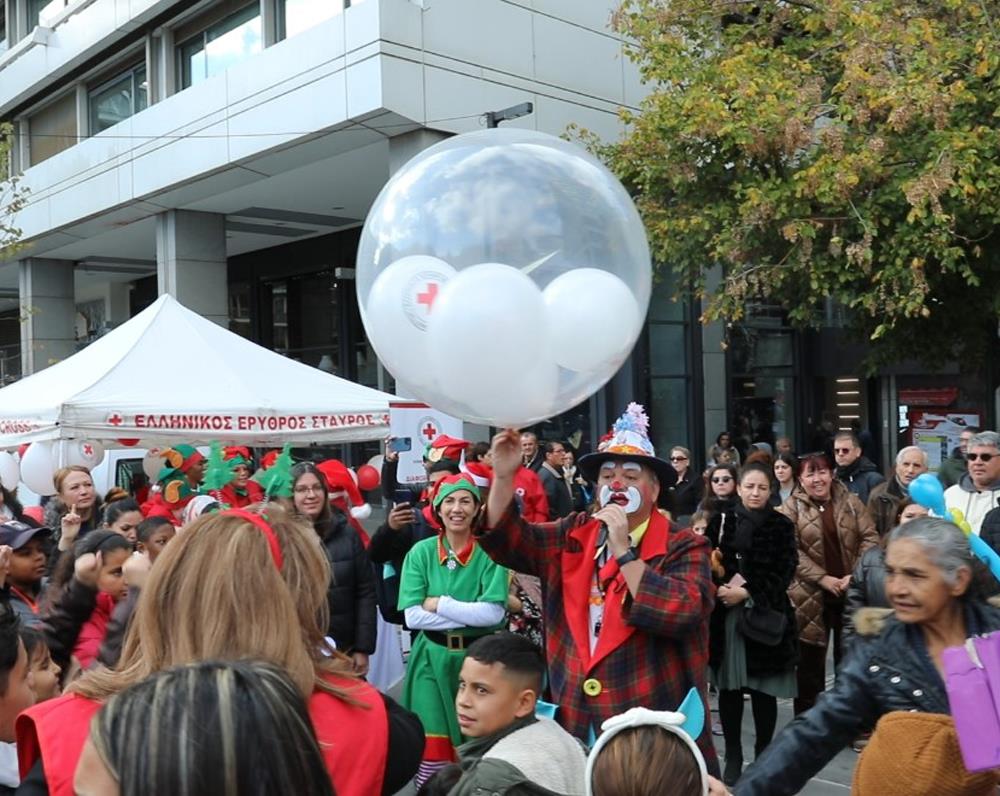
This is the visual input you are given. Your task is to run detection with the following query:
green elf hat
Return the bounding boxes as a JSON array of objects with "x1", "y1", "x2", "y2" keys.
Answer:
[
  {"x1": 431, "y1": 474, "x2": 481, "y2": 508},
  {"x1": 163, "y1": 444, "x2": 205, "y2": 473}
]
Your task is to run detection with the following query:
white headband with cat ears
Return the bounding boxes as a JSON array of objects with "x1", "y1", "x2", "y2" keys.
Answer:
[{"x1": 584, "y1": 688, "x2": 709, "y2": 796}]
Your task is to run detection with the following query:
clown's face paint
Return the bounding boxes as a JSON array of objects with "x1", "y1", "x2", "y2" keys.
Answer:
[{"x1": 596, "y1": 461, "x2": 655, "y2": 516}]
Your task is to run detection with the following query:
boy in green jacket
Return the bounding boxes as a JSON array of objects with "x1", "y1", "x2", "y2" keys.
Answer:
[{"x1": 444, "y1": 633, "x2": 586, "y2": 796}]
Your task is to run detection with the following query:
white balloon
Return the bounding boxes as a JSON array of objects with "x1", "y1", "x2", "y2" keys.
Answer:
[
  {"x1": 62, "y1": 440, "x2": 106, "y2": 470},
  {"x1": 367, "y1": 454, "x2": 385, "y2": 472},
  {"x1": 364, "y1": 256, "x2": 456, "y2": 391},
  {"x1": 543, "y1": 269, "x2": 642, "y2": 372},
  {"x1": 427, "y1": 263, "x2": 560, "y2": 426},
  {"x1": 0, "y1": 452, "x2": 19, "y2": 491},
  {"x1": 20, "y1": 441, "x2": 56, "y2": 496},
  {"x1": 142, "y1": 448, "x2": 164, "y2": 481}
]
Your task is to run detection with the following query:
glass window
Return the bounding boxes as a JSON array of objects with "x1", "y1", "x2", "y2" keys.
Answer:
[
  {"x1": 650, "y1": 378, "x2": 689, "y2": 454},
  {"x1": 279, "y1": 0, "x2": 344, "y2": 40},
  {"x1": 28, "y1": 92, "x2": 77, "y2": 165},
  {"x1": 89, "y1": 65, "x2": 148, "y2": 134},
  {"x1": 178, "y1": 4, "x2": 262, "y2": 89},
  {"x1": 648, "y1": 271, "x2": 686, "y2": 322},
  {"x1": 228, "y1": 282, "x2": 252, "y2": 339},
  {"x1": 648, "y1": 324, "x2": 687, "y2": 377},
  {"x1": 1, "y1": 5, "x2": 7, "y2": 53}
]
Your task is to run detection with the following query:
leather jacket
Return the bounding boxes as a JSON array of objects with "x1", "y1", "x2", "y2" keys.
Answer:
[{"x1": 735, "y1": 598, "x2": 1000, "y2": 795}]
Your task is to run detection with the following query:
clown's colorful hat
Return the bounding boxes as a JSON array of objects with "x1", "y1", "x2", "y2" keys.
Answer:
[{"x1": 578, "y1": 403, "x2": 676, "y2": 486}]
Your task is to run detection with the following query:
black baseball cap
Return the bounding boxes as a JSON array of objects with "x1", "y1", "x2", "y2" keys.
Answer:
[{"x1": 0, "y1": 521, "x2": 51, "y2": 550}]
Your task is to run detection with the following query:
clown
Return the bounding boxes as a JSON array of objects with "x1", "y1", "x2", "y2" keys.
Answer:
[{"x1": 478, "y1": 404, "x2": 718, "y2": 775}]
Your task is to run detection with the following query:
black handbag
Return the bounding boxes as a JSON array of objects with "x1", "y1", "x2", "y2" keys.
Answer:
[{"x1": 734, "y1": 554, "x2": 787, "y2": 646}]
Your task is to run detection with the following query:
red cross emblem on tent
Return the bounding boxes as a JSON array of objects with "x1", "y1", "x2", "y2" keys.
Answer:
[
  {"x1": 82, "y1": 443, "x2": 94, "y2": 457},
  {"x1": 107, "y1": 413, "x2": 123, "y2": 426}
]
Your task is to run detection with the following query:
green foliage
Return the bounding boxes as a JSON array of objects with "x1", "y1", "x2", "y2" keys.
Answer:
[
  {"x1": 593, "y1": 0, "x2": 1000, "y2": 368},
  {"x1": 201, "y1": 442, "x2": 235, "y2": 495},
  {"x1": 0, "y1": 123, "x2": 28, "y2": 262},
  {"x1": 254, "y1": 443, "x2": 294, "y2": 500}
]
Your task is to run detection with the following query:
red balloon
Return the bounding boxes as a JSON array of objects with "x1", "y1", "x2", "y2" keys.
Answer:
[
  {"x1": 118, "y1": 438, "x2": 140, "y2": 447},
  {"x1": 356, "y1": 463, "x2": 380, "y2": 492}
]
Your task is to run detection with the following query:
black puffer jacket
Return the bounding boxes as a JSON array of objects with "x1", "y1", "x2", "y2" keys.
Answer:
[
  {"x1": 319, "y1": 509, "x2": 377, "y2": 655},
  {"x1": 736, "y1": 599, "x2": 1000, "y2": 796},
  {"x1": 835, "y1": 457, "x2": 885, "y2": 505},
  {"x1": 708, "y1": 504, "x2": 798, "y2": 676},
  {"x1": 981, "y1": 505, "x2": 1000, "y2": 557},
  {"x1": 667, "y1": 471, "x2": 704, "y2": 520}
]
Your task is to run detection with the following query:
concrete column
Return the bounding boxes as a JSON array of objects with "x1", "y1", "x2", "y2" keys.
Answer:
[
  {"x1": 155, "y1": 209, "x2": 228, "y2": 325},
  {"x1": 388, "y1": 129, "x2": 449, "y2": 174},
  {"x1": 106, "y1": 282, "x2": 131, "y2": 325},
  {"x1": 701, "y1": 266, "x2": 728, "y2": 444},
  {"x1": 19, "y1": 258, "x2": 75, "y2": 374}
]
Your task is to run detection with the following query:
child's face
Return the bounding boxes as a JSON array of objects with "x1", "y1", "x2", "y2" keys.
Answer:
[
  {"x1": 692, "y1": 519, "x2": 708, "y2": 536},
  {"x1": 455, "y1": 657, "x2": 536, "y2": 739},
  {"x1": 97, "y1": 548, "x2": 132, "y2": 602},
  {"x1": 9, "y1": 538, "x2": 48, "y2": 588},
  {"x1": 109, "y1": 510, "x2": 143, "y2": 545},
  {"x1": 28, "y1": 646, "x2": 61, "y2": 702},
  {"x1": 139, "y1": 526, "x2": 176, "y2": 563},
  {"x1": 0, "y1": 641, "x2": 34, "y2": 743}
]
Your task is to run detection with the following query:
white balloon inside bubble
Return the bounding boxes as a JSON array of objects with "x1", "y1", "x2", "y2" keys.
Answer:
[
  {"x1": 426, "y1": 263, "x2": 559, "y2": 426},
  {"x1": 543, "y1": 269, "x2": 642, "y2": 373},
  {"x1": 356, "y1": 128, "x2": 652, "y2": 425},
  {"x1": 364, "y1": 255, "x2": 456, "y2": 392}
]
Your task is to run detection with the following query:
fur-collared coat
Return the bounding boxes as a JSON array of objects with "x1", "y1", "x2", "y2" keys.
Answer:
[{"x1": 778, "y1": 481, "x2": 878, "y2": 647}]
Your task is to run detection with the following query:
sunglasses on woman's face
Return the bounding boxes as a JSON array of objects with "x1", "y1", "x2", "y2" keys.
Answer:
[
  {"x1": 712, "y1": 476, "x2": 733, "y2": 484},
  {"x1": 670, "y1": 456, "x2": 688, "y2": 462},
  {"x1": 968, "y1": 452, "x2": 995, "y2": 462}
]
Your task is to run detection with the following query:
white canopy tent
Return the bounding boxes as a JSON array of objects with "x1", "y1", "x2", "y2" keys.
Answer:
[{"x1": 0, "y1": 294, "x2": 399, "y2": 448}]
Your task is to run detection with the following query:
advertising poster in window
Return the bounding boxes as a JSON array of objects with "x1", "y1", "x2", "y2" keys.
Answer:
[{"x1": 909, "y1": 410, "x2": 981, "y2": 471}]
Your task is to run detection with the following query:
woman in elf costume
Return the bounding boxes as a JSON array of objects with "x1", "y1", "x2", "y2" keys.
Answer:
[
  {"x1": 398, "y1": 474, "x2": 510, "y2": 787},
  {"x1": 218, "y1": 446, "x2": 264, "y2": 509}
]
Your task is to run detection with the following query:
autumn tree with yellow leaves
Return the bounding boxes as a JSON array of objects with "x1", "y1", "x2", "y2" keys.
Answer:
[{"x1": 594, "y1": 0, "x2": 1000, "y2": 367}]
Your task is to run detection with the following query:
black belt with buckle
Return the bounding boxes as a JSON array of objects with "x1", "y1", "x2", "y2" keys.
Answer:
[{"x1": 422, "y1": 630, "x2": 490, "y2": 651}]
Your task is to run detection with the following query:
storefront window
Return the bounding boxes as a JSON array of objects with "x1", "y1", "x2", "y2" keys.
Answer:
[
  {"x1": 729, "y1": 326, "x2": 796, "y2": 450},
  {"x1": 178, "y1": 4, "x2": 262, "y2": 88},
  {"x1": 89, "y1": 65, "x2": 148, "y2": 134}
]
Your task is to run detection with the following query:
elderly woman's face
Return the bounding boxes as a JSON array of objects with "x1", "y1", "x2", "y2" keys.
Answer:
[{"x1": 885, "y1": 538, "x2": 969, "y2": 625}]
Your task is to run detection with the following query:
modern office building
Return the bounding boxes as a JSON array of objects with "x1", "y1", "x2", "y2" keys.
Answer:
[{"x1": 1, "y1": 0, "x2": 995, "y2": 467}]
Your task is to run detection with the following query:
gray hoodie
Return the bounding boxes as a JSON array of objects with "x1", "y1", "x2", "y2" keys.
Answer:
[{"x1": 944, "y1": 473, "x2": 1000, "y2": 535}]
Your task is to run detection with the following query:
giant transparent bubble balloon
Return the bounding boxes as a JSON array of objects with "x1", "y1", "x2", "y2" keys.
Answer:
[{"x1": 356, "y1": 128, "x2": 651, "y2": 427}]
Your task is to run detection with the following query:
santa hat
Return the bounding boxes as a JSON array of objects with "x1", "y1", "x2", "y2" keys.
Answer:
[
  {"x1": 315, "y1": 459, "x2": 371, "y2": 521},
  {"x1": 223, "y1": 446, "x2": 252, "y2": 468},
  {"x1": 258, "y1": 450, "x2": 281, "y2": 470},
  {"x1": 461, "y1": 460, "x2": 493, "y2": 489},
  {"x1": 425, "y1": 434, "x2": 469, "y2": 464}
]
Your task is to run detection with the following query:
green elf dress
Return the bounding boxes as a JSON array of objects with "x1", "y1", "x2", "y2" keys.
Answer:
[{"x1": 398, "y1": 476, "x2": 509, "y2": 778}]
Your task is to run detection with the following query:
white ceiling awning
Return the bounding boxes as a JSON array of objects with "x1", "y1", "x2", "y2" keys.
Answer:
[{"x1": 0, "y1": 294, "x2": 398, "y2": 447}]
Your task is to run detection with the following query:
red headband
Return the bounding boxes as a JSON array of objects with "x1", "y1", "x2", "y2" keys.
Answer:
[{"x1": 224, "y1": 509, "x2": 283, "y2": 571}]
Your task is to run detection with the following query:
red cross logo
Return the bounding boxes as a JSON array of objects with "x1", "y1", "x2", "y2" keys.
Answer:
[
  {"x1": 422, "y1": 422, "x2": 438, "y2": 441},
  {"x1": 416, "y1": 282, "x2": 439, "y2": 310},
  {"x1": 108, "y1": 414, "x2": 123, "y2": 426},
  {"x1": 82, "y1": 444, "x2": 94, "y2": 457}
]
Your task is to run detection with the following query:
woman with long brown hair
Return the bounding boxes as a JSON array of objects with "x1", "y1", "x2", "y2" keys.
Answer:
[{"x1": 15, "y1": 505, "x2": 423, "y2": 796}]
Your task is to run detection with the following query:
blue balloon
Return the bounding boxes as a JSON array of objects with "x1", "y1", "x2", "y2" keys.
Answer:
[{"x1": 909, "y1": 472, "x2": 948, "y2": 517}]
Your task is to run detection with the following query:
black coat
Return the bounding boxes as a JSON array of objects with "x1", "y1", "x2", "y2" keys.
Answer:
[
  {"x1": 844, "y1": 546, "x2": 889, "y2": 642},
  {"x1": 735, "y1": 599, "x2": 1000, "y2": 796},
  {"x1": 319, "y1": 510, "x2": 377, "y2": 655},
  {"x1": 667, "y1": 471, "x2": 704, "y2": 520},
  {"x1": 707, "y1": 504, "x2": 798, "y2": 676},
  {"x1": 538, "y1": 465, "x2": 573, "y2": 520},
  {"x1": 835, "y1": 457, "x2": 885, "y2": 505},
  {"x1": 981, "y1": 505, "x2": 1000, "y2": 557},
  {"x1": 368, "y1": 509, "x2": 436, "y2": 626}
]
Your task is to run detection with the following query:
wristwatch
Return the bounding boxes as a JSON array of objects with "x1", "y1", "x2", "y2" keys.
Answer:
[{"x1": 615, "y1": 548, "x2": 639, "y2": 567}]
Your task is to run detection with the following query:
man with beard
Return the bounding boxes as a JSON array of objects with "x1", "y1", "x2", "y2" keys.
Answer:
[{"x1": 477, "y1": 404, "x2": 717, "y2": 775}]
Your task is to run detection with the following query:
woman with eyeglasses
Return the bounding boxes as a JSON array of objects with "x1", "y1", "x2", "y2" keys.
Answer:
[
  {"x1": 778, "y1": 452, "x2": 878, "y2": 716},
  {"x1": 291, "y1": 462, "x2": 376, "y2": 677},
  {"x1": 702, "y1": 464, "x2": 740, "y2": 580},
  {"x1": 666, "y1": 446, "x2": 703, "y2": 523}
]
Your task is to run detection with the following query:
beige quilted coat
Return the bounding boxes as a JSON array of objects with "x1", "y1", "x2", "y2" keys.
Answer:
[{"x1": 778, "y1": 481, "x2": 878, "y2": 647}]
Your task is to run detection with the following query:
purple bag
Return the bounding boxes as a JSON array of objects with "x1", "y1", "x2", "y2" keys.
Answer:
[{"x1": 943, "y1": 633, "x2": 1000, "y2": 771}]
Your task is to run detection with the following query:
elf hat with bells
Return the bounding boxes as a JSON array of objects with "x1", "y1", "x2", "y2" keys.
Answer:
[{"x1": 315, "y1": 459, "x2": 371, "y2": 521}]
